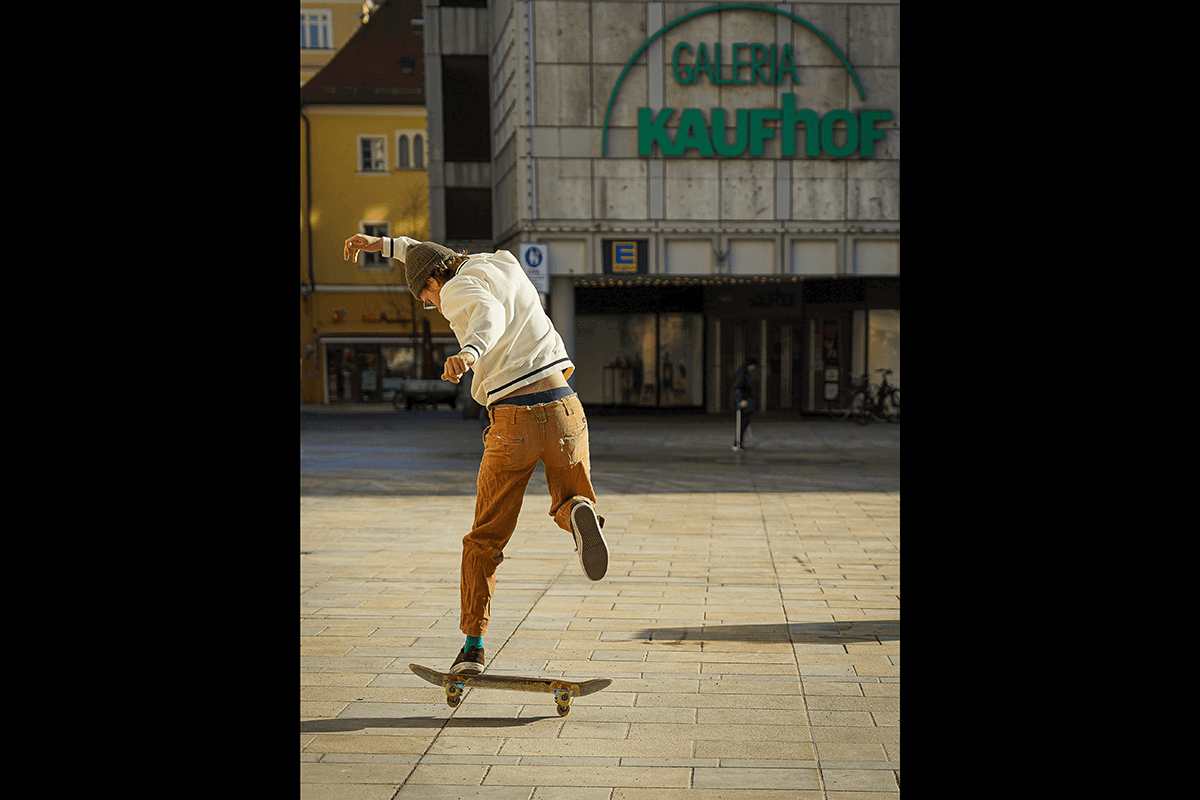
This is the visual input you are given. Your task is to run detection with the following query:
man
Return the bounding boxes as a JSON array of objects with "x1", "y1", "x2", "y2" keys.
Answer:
[
  {"x1": 731, "y1": 357, "x2": 758, "y2": 450},
  {"x1": 344, "y1": 233, "x2": 608, "y2": 675}
]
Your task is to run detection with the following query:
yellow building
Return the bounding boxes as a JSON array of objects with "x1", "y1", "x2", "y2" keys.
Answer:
[{"x1": 301, "y1": 0, "x2": 449, "y2": 406}]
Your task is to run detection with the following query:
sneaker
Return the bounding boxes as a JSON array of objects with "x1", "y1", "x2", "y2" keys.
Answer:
[
  {"x1": 450, "y1": 646, "x2": 485, "y2": 674},
  {"x1": 570, "y1": 501, "x2": 608, "y2": 581}
]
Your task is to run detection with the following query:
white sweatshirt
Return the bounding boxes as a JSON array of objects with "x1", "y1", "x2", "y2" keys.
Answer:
[{"x1": 384, "y1": 237, "x2": 574, "y2": 406}]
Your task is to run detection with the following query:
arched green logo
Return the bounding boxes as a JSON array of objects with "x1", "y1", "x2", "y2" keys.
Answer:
[{"x1": 601, "y1": 3, "x2": 868, "y2": 156}]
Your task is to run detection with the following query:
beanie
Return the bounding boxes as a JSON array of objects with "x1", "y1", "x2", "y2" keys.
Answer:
[{"x1": 405, "y1": 241, "x2": 457, "y2": 298}]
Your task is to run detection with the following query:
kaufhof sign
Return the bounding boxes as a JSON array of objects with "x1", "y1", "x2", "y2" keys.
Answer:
[{"x1": 601, "y1": 4, "x2": 893, "y2": 159}]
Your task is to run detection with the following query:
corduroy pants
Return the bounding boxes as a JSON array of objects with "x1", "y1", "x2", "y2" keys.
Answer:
[{"x1": 461, "y1": 394, "x2": 600, "y2": 636}]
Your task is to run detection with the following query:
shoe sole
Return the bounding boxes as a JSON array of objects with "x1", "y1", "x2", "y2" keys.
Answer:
[
  {"x1": 450, "y1": 662, "x2": 483, "y2": 675},
  {"x1": 571, "y1": 503, "x2": 608, "y2": 581}
]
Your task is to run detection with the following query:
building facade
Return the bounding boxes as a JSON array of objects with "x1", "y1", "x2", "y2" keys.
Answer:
[
  {"x1": 422, "y1": 0, "x2": 899, "y2": 415},
  {"x1": 301, "y1": 0, "x2": 451, "y2": 406}
]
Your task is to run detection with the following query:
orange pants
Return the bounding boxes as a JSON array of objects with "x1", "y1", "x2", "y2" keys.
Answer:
[{"x1": 461, "y1": 394, "x2": 600, "y2": 636}]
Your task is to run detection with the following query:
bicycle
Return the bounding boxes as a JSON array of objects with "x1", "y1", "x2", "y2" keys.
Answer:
[
  {"x1": 871, "y1": 368, "x2": 900, "y2": 423},
  {"x1": 830, "y1": 369, "x2": 899, "y2": 424},
  {"x1": 830, "y1": 374, "x2": 873, "y2": 423}
]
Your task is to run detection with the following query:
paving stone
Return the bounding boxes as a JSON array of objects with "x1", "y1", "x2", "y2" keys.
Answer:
[
  {"x1": 301, "y1": 412, "x2": 898, "y2": 797},
  {"x1": 693, "y1": 766, "x2": 821, "y2": 790},
  {"x1": 489, "y1": 763, "x2": 692, "y2": 787}
]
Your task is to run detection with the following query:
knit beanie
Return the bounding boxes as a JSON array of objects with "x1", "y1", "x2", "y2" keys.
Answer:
[{"x1": 405, "y1": 241, "x2": 457, "y2": 297}]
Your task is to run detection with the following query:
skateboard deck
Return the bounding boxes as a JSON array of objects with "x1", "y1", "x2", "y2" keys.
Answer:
[{"x1": 409, "y1": 663, "x2": 612, "y2": 716}]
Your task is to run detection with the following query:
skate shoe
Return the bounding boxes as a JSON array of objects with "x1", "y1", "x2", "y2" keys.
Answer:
[
  {"x1": 450, "y1": 646, "x2": 485, "y2": 674},
  {"x1": 570, "y1": 501, "x2": 608, "y2": 581}
]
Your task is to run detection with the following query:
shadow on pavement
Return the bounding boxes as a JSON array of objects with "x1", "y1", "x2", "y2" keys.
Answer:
[
  {"x1": 639, "y1": 620, "x2": 900, "y2": 644},
  {"x1": 300, "y1": 715, "x2": 554, "y2": 733}
]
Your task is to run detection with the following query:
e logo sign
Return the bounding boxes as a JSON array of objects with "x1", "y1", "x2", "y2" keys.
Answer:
[{"x1": 603, "y1": 239, "x2": 647, "y2": 275}]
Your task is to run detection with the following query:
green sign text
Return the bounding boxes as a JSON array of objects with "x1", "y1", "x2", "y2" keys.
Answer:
[{"x1": 638, "y1": 94, "x2": 892, "y2": 158}]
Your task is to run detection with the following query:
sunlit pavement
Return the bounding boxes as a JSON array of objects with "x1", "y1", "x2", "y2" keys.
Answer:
[{"x1": 301, "y1": 407, "x2": 899, "y2": 799}]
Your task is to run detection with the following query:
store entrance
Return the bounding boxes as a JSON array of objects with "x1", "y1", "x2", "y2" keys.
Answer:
[
  {"x1": 711, "y1": 315, "x2": 865, "y2": 415},
  {"x1": 711, "y1": 317, "x2": 805, "y2": 413}
]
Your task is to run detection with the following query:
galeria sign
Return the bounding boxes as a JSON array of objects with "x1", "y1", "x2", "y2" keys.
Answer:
[{"x1": 602, "y1": 4, "x2": 894, "y2": 159}]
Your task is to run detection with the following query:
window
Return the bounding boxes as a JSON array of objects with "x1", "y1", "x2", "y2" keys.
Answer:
[
  {"x1": 359, "y1": 222, "x2": 391, "y2": 269},
  {"x1": 441, "y1": 56, "x2": 491, "y2": 162},
  {"x1": 445, "y1": 188, "x2": 492, "y2": 240},
  {"x1": 300, "y1": 10, "x2": 333, "y2": 49},
  {"x1": 358, "y1": 135, "x2": 387, "y2": 172},
  {"x1": 573, "y1": 313, "x2": 704, "y2": 408},
  {"x1": 394, "y1": 131, "x2": 427, "y2": 170}
]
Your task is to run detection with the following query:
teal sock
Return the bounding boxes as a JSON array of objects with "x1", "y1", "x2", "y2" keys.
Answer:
[{"x1": 464, "y1": 636, "x2": 483, "y2": 652}]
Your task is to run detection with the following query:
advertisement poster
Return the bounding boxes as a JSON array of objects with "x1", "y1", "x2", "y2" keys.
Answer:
[{"x1": 823, "y1": 320, "x2": 839, "y2": 401}]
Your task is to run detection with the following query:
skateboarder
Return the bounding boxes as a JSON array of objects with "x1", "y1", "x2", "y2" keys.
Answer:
[
  {"x1": 731, "y1": 357, "x2": 758, "y2": 450},
  {"x1": 344, "y1": 233, "x2": 609, "y2": 675}
]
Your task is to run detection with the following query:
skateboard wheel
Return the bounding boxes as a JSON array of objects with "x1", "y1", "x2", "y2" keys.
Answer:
[
  {"x1": 554, "y1": 689, "x2": 572, "y2": 716},
  {"x1": 447, "y1": 695, "x2": 461, "y2": 708}
]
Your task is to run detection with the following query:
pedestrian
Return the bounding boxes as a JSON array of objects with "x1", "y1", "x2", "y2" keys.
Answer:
[
  {"x1": 344, "y1": 233, "x2": 609, "y2": 675},
  {"x1": 731, "y1": 357, "x2": 758, "y2": 450}
]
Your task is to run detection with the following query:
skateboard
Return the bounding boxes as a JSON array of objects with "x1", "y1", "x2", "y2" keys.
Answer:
[{"x1": 409, "y1": 663, "x2": 612, "y2": 716}]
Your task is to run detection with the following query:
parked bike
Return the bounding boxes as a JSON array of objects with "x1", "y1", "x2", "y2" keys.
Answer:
[
  {"x1": 831, "y1": 374, "x2": 871, "y2": 423},
  {"x1": 831, "y1": 368, "x2": 899, "y2": 424},
  {"x1": 871, "y1": 368, "x2": 900, "y2": 423}
]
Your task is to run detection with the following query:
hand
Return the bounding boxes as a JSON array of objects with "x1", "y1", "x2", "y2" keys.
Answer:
[
  {"x1": 344, "y1": 234, "x2": 383, "y2": 263},
  {"x1": 739, "y1": 400, "x2": 749, "y2": 410},
  {"x1": 441, "y1": 351, "x2": 476, "y2": 383}
]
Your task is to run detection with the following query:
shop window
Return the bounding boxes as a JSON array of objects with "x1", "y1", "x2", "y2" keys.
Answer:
[
  {"x1": 659, "y1": 314, "x2": 704, "y2": 407},
  {"x1": 326, "y1": 340, "x2": 460, "y2": 404},
  {"x1": 574, "y1": 313, "x2": 704, "y2": 408},
  {"x1": 868, "y1": 309, "x2": 900, "y2": 388}
]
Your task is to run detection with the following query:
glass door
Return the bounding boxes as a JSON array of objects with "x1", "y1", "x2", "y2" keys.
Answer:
[{"x1": 714, "y1": 319, "x2": 760, "y2": 413}]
